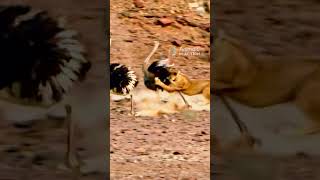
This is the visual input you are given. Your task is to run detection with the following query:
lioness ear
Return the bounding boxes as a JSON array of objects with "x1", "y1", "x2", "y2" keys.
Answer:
[{"x1": 177, "y1": 71, "x2": 181, "y2": 76}]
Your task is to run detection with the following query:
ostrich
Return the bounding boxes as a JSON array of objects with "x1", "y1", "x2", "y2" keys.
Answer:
[
  {"x1": 0, "y1": 5, "x2": 91, "y2": 170},
  {"x1": 142, "y1": 41, "x2": 190, "y2": 107},
  {"x1": 110, "y1": 38, "x2": 139, "y2": 115}
]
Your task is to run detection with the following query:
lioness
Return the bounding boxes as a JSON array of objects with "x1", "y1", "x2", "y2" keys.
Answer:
[
  {"x1": 213, "y1": 30, "x2": 320, "y2": 134},
  {"x1": 154, "y1": 70, "x2": 210, "y2": 102}
]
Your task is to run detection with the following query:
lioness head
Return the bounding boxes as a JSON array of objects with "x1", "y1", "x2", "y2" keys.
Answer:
[
  {"x1": 167, "y1": 69, "x2": 188, "y2": 88},
  {"x1": 213, "y1": 29, "x2": 257, "y2": 90}
]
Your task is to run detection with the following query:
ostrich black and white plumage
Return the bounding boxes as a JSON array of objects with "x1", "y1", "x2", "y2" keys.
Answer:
[
  {"x1": 142, "y1": 41, "x2": 190, "y2": 107},
  {"x1": 0, "y1": 5, "x2": 90, "y2": 106},
  {"x1": 110, "y1": 39, "x2": 138, "y2": 115},
  {"x1": 110, "y1": 63, "x2": 138, "y2": 95},
  {"x1": 142, "y1": 41, "x2": 173, "y2": 91},
  {"x1": 0, "y1": 5, "x2": 91, "y2": 169},
  {"x1": 110, "y1": 63, "x2": 138, "y2": 115}
]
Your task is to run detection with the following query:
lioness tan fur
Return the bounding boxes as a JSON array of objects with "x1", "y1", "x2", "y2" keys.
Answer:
[
  {"x1": 213, "y1": 30, "x2": 320, "y2": 134},
  {"x1": 154, "y1": 70, "x2": 210, "y2": 102}
]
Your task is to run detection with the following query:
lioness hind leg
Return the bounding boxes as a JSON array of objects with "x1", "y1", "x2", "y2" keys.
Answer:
[
  {"x1": 295, "y1": 79, "x2": 320, "y2": 135},
  {"x1": 203, "y1": 86, "x2": 210, "y2": 102}
]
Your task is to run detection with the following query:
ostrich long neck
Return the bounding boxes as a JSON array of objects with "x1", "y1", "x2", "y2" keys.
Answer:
[
  {"x1": 144, "y1": 41, "x2": 159, "y2": 65},
  {"x1": 142, "y1": 41, "x2": 159, "y2": 77}
]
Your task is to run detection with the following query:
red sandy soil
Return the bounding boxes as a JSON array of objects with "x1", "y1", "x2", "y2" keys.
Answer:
[{"x1": 110, "y1": 0, "x2": 210, "y2": 179}]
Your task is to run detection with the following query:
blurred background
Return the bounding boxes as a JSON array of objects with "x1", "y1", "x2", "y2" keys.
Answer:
[
  {"x1": 213, "y1": 0, "x2": 320, "y2": 179},
  {"x1": 0, "y1": 0, "x2": 107, "y2": 179}
]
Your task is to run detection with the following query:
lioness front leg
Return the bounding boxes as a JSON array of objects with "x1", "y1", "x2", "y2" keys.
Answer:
[
  {"x1": 154, "y1": 77, "x2": 183, "y2": 92},
  {"x1": 295, "y1": 78, "x2": 320, "y2": 135},
  {"x1": 203, "y1": 86, "x2": 210, "y2": 103}
]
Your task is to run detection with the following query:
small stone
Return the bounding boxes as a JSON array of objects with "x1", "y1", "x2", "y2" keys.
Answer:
[
  {"x1": 201, "y1": 131, "x2": 207, "y2": 135},
  {"x1": 171, "y1": 39, "x2": 182, "y2": 46},
  {"x1": 133, "y1": 0, "x2": 144, "y2": 8},
  {"x1": 157, "y1": 18, "x2": 174, "y2": 27},
  {"x1": 173, "y1": 151, "x2": 183, "y2": 155}
]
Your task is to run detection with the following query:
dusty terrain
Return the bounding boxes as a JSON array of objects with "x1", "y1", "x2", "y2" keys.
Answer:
[
  {"x1": 110, "y1": 0, "x2": 210, "y2": 179},
  {"x1": 214, "y1": 0, "x2": 320, "y2": 179}
]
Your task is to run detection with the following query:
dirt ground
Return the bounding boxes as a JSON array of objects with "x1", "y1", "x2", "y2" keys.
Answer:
[
  {"x1": 110, "y1": 0, "x2": 210, "y2": 179},
  {"x1": 0, "y1": 0, "x2": 106, "y2": 179},
  {"x1": 214, "y1": 0, "x2": 320, "y2": 179}
]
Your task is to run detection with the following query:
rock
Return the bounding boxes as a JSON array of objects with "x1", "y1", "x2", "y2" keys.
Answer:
[
  {"x1": 171, "y1": 39, "x2": 182, "y2": 46},
  {"x1": 173, "y1": 151, "x2": 184, "y2": 155},
  {"x1": 201, "y1": 131, "x2": 208, "y2": 135},
  {"x1": 120, "y1": 130, "x2": 126, "y2": 134},
  {"x1": 157, "y1": 18, "x2": 174, "y2": 27},
  {"x1": 133, "y1": 0, "x2": 144, "y2": 8}
]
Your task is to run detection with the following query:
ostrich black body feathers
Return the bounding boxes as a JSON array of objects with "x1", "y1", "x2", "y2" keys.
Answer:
[
  {"x1": 142, "y1": 41, "x2": 174, "y2": 92},
  {"x1": 110, "y1": 63, "x2": 138, "y2": 95},
  {"x1": 141, "y1": 41, "x2": 191, "y2": 107},
  {"x1": 143, "y1": 59, "x2": 172, "y2": 91},
  {"x1": 0, "y1": 5, "x2": 91, "y2": 106}
]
